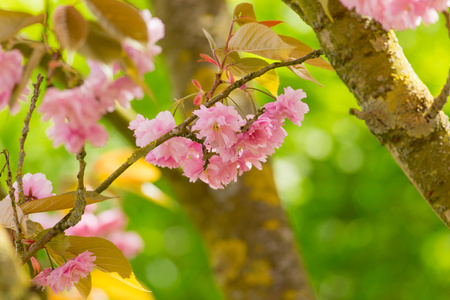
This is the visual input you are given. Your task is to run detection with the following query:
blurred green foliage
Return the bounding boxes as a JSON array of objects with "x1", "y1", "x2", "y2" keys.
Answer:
[{"x1": 1, "y1": 0, "x2": 450, "y2": 299}]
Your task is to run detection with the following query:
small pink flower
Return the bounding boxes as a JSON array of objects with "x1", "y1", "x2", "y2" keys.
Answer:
[
  {"x1": 123, "y1": 9, "x2": 164, "y2": 75},
  {"x1": 145, "y1": 137, "x2": 192, "y2": 169},
  {"x1": 13, "y1": 173, "x2": 54, "y2": 202},
  {"x1": 32, "y1": 251, "x2": 96, "y2": 294},
  {"x1": 129, "y1": 111, "x2": 176, "y2": 147},
  {"x1": 181, "y1": 141, "x2": 205, "y2": 181},
  {"x1": 30, "y1": 257, "x2": 41, "y2": 275},
  {"x1": 108, "y1": 231, "x2": 144, "y2": 258},
  {"x1": 47, "y1": 122, "x2": 108, "y2": 153},
  {"x1": 32, "y1": 268, "x2": 52, "y2": 288},
  {"x1": 192, "y1": 102, "x2": 245, "y2": 152},
  {"x1": 263, "y1": 87, "x2": 308, "y2": 126},
  {"x1": 0, "y1": 47, "x2": 28, "y2": 114},
  {"x1": 198, "y1": 156, "x2": 239, "y2": 189}
]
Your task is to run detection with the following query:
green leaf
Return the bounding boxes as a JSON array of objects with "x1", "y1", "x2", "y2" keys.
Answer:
[
  {"x1": 228, "y1": 23, "x2": 294, "y2": 61},
  {"x1": 20, "y1": 191, "x2": 114, "y2": 214},
  {"x1": 53, "y1": 5, "x2": 88, "y2": 50},
  {"x1": 75, "y1": 273, "x2": 92, "y2": 299},
  {"x1": 0, "y1": 9, "x2": 45, "y2": 42},
  {"x1": 84, "y1": 0, "x2": 148, "y2": 43},
  {"x1": 318, "y1": 0, "x2": 334, "y2": 21},
  {"x1": 67, "y1": 236, "x2": 132, "y2": 279},
  {"x1": 279, "y1": 35, "x2": 334, "y2": 71},
  {"x1": 228, "y1": 56, "x2": 279, "y2": 96},
  {"x1": 233, "y1": 2, "x2": 257, "y2": 25},
  {"x1": 288, "y1": 63, "x2": 323, "y2": 87},
  {"x1": 78, "y1": 21, "x2": 123, "y2": 63}
]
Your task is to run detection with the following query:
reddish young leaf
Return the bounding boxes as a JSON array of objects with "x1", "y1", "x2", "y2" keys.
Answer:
[{"x1": 258, "y1": 20, "x2": 285, "y2": 28}]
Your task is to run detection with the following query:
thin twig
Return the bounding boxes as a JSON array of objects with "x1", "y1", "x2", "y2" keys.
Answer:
[
  {"x1": 16, "y1": 74, "x2": 44, "y2": 206},
  {"x1": 21, "y1": 148, "x2": 87, "y2": 264},
  {"x1": 425, "y1": 68, "x2": 450, "y2": 120},
  {"x1": 1, "y1": 150, "x2": 25, "y2": 254},
  {"x1": 94, "y1": 49, "x2": 324, "y2": 194},
  {"x1": 444, "y1": 11, "x2": 450, "y2": 40}
]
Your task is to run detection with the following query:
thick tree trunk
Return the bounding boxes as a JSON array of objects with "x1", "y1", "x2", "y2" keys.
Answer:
[{"x1": 283, "y1": 0, "x2": 450, "y2": 227}]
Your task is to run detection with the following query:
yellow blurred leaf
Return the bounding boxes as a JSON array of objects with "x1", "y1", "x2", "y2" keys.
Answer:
[
  {"x1": 75, "y1": 273, "x2": 92, "y2": 299},
  {"x1": 94, "y1": 149, "x2": 160, "y2": 188},
  {"x1": 91, "y1": 269, "x2": 153, "y2": 299},
  {"x1": 228, "y1": 23, "x2": 294, "y2": 61},
  {"x1": 233, "y1": 2, "x2": 257, "y2": 24},
  {"x1": 20, "y1": 191, "x2": 114, "y2": 214}
]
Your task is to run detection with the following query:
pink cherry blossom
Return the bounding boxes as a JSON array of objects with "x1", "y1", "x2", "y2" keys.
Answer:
[
  {"x1": 129, "y1": 111, "x2": 176, "y2": 147},
  {"x1": 32, "y1": 268, "x2": 52, "y2": 289},
  {"x1": 0, "y1": 47, "x2": 28, "y2": 114},
  {"x1": 198, "y1": 156, "x2": 239, "y2": 189},
  {"x1": 13, "y1": 173, "x2": 54, "y2": 202},
  {"x1": 339, "y1": 0, "x2": 450, "y2": 30},
  {"x1": 181, "y1": 141, "x2": 205, "y2": 181},
  {"x1": 33, "y1": 251, "x2": 96, "y2": 294},
  {"x1": 192, "y1": 102, "x2": 245, "y2": 153},
  {"x1": 108, "y1": 231, "x2": 144, "y2": 258},
  {"x1": 146, "y1": 137, "x2": 193, "y2": 168},
  {"x1": 123, "y1": 9, "x2": 165, "y2": 75},
  {"x1": 47, "y1": 122, "x2": 108, "y2": 154},
  {"x1": 263, "y1": 87, "x2": 308, "y2": 126}
]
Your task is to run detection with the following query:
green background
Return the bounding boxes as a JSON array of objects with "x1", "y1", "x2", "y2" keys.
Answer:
[{"x1": 1, "y1": 0, "x2": 450, "y2": 299}]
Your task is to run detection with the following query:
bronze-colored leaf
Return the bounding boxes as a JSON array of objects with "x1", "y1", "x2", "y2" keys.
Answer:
[
  {"x1": 233, "y1": 3, "x2": 257, "y2": 21},
  {"x1": 53, "y1": 5, "x2": 88, "y2": 50},
  {"x1": 20, "y1": 191, "x2": 114, "y2": 214},
  {"x1": 67, "y1": 236, "x2": 132, "y2": 279},
  {"x1": 228, "y1": 56, "x2": 279, "y2": 96},
  {"x1": 84, "y1": 0, "x2": 147, "y2": 42},
  {"x1": 78, "y1": 21, "x2": 123, "y2": 64},
  {"x1": 228, "y1": 23, "x2": 294, "y2": 61},
  {"x1": 0, "y1": 9, "x2": 44, "y2": 42},
  {"x1": 279, "y1": 35, "x2": 334, "y2": 71},
  {"x1": 37, "y1": 229, "x2": 70, "y2": 257},
  {"x1": 288, "y1": 64, "x2": 323, "y2": 87}
]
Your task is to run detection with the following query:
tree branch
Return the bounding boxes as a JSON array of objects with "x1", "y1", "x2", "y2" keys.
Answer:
[
  {"x1": 425, "y1": 68, "x2": 450, "y2": 120},
  {"x1": 283, "y1": 0, "x2": 450, "y2": 228},
  {"x1": 94, "y1": 50, "x2": 324, "y2": 194}
]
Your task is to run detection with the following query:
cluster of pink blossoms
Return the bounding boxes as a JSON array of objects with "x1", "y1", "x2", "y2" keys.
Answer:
[
  {"x1": 66, "y1": 205, "x2": 144, "y2": 258},
  {"x1": 32, "y1": 251, "x2": 96, "y2": 294},
  {"x1": 340, "y1": 0, "x2": 450, "y2": 30},
  {"x1": 130, "y1": 87, "x2": 309, "y2": 189},
  {"x1": 39, "y1": 10, "x2": 164, "y2": 153},
  {"x1": 0, "y1": 46, "x2": 28, "y2": 114}
]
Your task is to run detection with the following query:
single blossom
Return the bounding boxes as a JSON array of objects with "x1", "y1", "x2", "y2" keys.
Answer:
[
  {"x1": 198, "y1": 156, "x2": 239, "y2": 189},
  {"x1": 0, "y1": 47, "x2": 28, "y2": 114},
  {"x1": 146, "y1": 137, "x2": 193, "y2": 169},
  {"x1": 123, "y1": 9, "x2": 165, "y2": 75},
  {"x1": 32, "y1": 251, "x2": 96, "y2": 294},
  {"x1": 13, "y1": 173, "x2": 54, "y2": 202},
  {"x1": 192, "y1": 102, "x2": 245, "y2": 153},
  {"x1": 263, "y1": 87, "x2": 309, "y2": 126},
  {"x1": 129, "y1": 111, "x2": 176, "y2": 147}
]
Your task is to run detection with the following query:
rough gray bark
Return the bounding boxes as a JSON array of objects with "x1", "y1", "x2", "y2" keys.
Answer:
[{"x1": 283, "y1": 0, "x2": 450, "y2": 227}]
